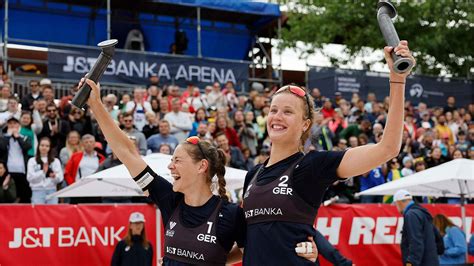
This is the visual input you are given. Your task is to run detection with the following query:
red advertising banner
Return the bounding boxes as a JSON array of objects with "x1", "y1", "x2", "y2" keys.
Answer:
[
  {"x1": 1, "y1": 204, "x2": 473, "y2": 266},
  {"x1": 0, "y1": 204, "x2": 157, "y2": 266},
  {"x1": 317, "y1": 204, "x2": 472, "y2": 266}
]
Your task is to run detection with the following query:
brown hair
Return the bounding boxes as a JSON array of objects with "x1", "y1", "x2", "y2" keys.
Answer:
[
  {"x1": 124, "y1": 223, "x2": 150, "y2": 249},
  {"x1": 433, "y1": 214, "x2": 456, "y2": 236},
  {"x1": 273, "y1": 85, "x2": 316, "y2": 148},
  {"x1": 35, "y1": 137, "x2": 55, "y2": 165},
  {"x1": 183, "y1": 140, "x2": 228, "y2": 201}
]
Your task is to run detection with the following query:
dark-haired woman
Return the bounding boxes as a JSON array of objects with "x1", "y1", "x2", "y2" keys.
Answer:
[
  {"x1": 27, "y1": 137, "x2": 63, "y2": 204},
  {"x1": 85, "y1": 78, "x2": 245, "y2": 265},
  {"x1": 111, "y1": 211, "x2": 153, "y2": 266},
  {"x1": 241, "y1": 41, "x2": 414, "y2": 265},
  {"x1": 82, "y1": 78, "x2": 317, "y2": 265}
]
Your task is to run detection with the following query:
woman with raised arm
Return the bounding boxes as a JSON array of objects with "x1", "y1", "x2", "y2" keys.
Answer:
[
  {"x1": 82, "y1": 79, "x2": 318, "y2": 265},
  {"x1": 241, "y1": 41, "x2": 414, "y2": 265}
]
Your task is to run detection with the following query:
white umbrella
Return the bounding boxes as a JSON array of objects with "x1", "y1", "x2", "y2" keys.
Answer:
[
  {"x1": 357, "y1": 158, "x2": 474, "y2": 234},
  {"x1": 49, "y1": 153, "x2": 248, "y2": 198}
]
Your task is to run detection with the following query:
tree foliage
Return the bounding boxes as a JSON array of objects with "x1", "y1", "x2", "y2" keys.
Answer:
[{"x1": 280, "y1": 0, "x2": 474, "y2": 78}]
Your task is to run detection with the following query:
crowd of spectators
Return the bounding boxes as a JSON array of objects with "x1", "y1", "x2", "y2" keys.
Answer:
[{"x1": 0, "y1": 69, "x2": 472, "y2": 204}]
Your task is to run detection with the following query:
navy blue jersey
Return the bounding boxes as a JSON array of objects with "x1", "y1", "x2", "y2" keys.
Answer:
[
  {"x1": 242, "y1": 150, "x2": 346, "y2": 265},
  {"x1": 142, "y1": 167, "x2": 245, "y2": 266}
]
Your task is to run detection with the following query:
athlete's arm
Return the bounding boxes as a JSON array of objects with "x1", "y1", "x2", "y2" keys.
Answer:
[
  {"x1": 84, "y1": 79, "x2": 147, "y2": 178},
  {"x1": 337, "y1": 41, "x2": 415, "y2": 178}
]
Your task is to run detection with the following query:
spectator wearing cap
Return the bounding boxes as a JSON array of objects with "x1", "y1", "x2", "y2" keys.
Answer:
[
  {"x1": 0, "y1": 116, "x2": 32, "y2": 203},
  {"x1": 334, "y1": 92, "x2": 343, "y2": 107},
  {"x1": 111, "y1": 212, "x2": 153, "y2": 266},
  {"x1": 0, "y1": 96, "x2": 22, "y2": 127},
  {"x1": 393, "y1": 189, "x2": 439, "y2": 266},
  {"x1": 64, "y1": 134, "x2": 105, "y2": 186},
  {"x1": 401, "y1": 156, "x2": 414, "y2": 177},
  {"x1": 416, "y1": 111, "x2": 434, "y2": 129},
  {"x1": 21, "y1": 80, "x2": 43, "y2": 111},
  {"x1": 164, "y1": 98, "x2": 193, "y2": 143}
]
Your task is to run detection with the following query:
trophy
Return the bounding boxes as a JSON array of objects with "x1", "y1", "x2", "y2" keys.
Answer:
[
  {"x1": 71, "y1": 39, "x2": 118, "y2": 108},
  {"x1": 377, "y1": 1, "x2": 414, "y2": 74}
]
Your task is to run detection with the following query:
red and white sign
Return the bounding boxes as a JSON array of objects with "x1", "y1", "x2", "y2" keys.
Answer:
[
  {"x1": 0, "y1": 204, "x2": 157, "y2": 266},
  {"x1": 317, "y1": 204, "x2": 473, "y2": 266}
]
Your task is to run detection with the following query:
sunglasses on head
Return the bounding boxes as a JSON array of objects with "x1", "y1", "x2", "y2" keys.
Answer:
[
  {"x1": 186, "y1": 136, "x2": 206, "y2": 160},
  {"x1": 275, "y1": 85, "x2": 311, "y2": 118}
]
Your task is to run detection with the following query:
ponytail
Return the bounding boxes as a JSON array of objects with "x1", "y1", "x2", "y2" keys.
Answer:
[{"x1": 215, "y1": 149, "x2": 228, "y2": 201}]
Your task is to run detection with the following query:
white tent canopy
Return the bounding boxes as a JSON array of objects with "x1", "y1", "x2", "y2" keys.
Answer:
[
  {"x1": 49, "y1": 153, "x2": 248, "y2": 198},
  {"x1": 357, "y1": 158, "x2": 474, "y2": 198}
]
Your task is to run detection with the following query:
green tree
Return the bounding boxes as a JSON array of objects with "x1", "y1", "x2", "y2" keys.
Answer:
[{"x1": 280, "y1": 0, "x2": 474, "y2": 78}]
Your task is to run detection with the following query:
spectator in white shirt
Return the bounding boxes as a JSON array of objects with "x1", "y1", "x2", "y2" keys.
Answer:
[
  {"x1": 27, "y1": 137, "x2": 64, "y2": 204},
  {"x1": 206, "y1": 82, "x2": 227, "y2": 109},
  {"x1": 164, "y1": 98, "x2": 193, "y2": 142},
  {"x1": 125, "y1": 87, "x2": 151, "y2": 131},
  {"x1": 0, "y1": 97, "x2": 22, "y2": 127}
]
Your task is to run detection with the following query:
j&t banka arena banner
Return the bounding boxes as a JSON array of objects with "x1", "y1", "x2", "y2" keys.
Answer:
[{"x1": 48, "y1": 45, "x2": 249, "y2": 89}]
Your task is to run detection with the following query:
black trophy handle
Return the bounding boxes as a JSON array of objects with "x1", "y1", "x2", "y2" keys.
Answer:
[
  {"x1": 71, "y1": 39, "x2": 118, "y2": 108},
  {"x1": 377, "y1": 1, "x2": 414, "y2": 74}
]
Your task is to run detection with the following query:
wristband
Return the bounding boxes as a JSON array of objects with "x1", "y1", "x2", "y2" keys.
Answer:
[
  {"x1": 390, "y1": 80, "x2": 406, "y2": 85},
  {"x1": 133, "y1": 166, "x2": 155, "y2": 191}
]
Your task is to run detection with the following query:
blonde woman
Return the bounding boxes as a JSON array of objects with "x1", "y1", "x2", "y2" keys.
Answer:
[{"x1": 59, "y1": 131, "x2": 83, "y2": 167}]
